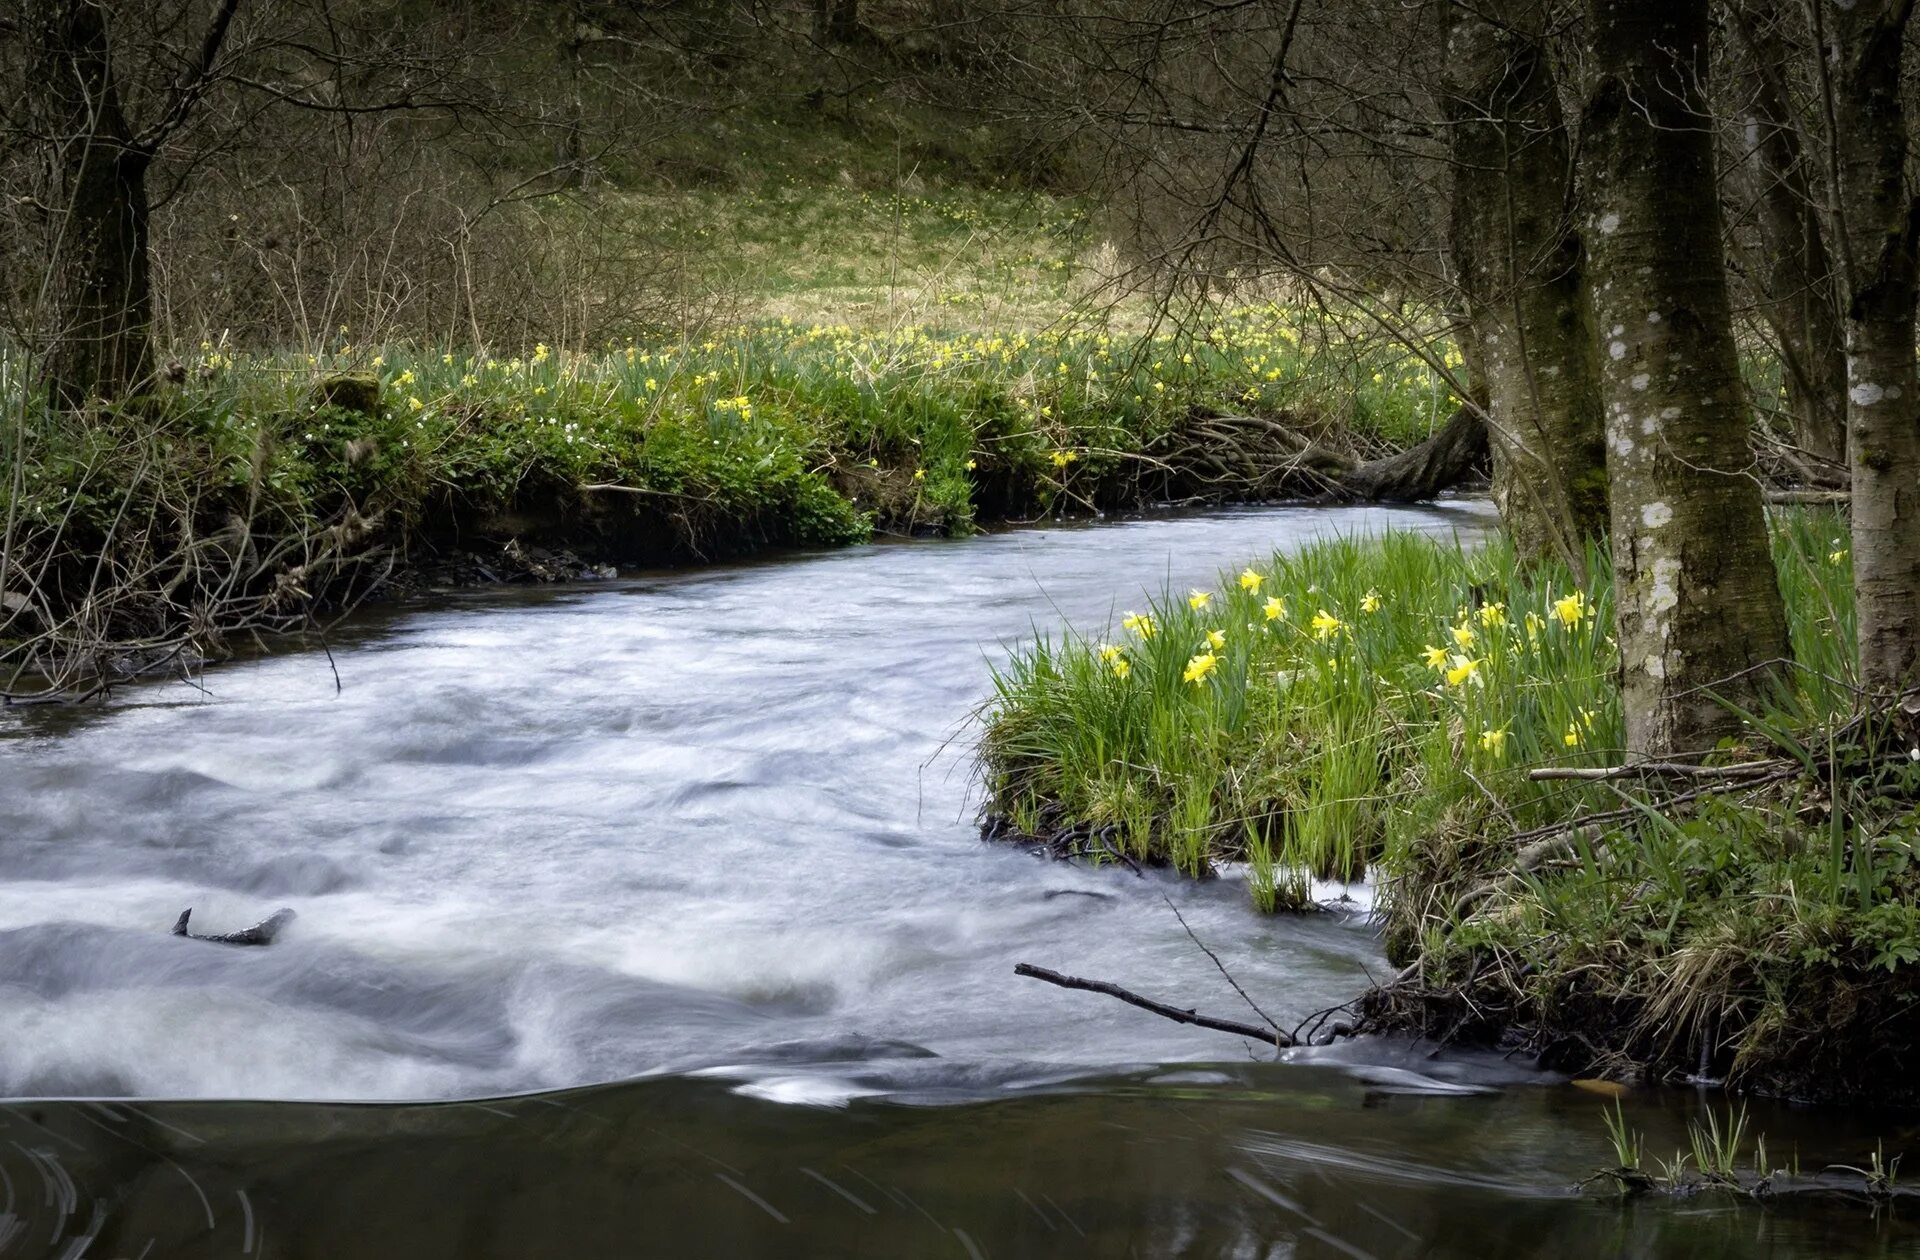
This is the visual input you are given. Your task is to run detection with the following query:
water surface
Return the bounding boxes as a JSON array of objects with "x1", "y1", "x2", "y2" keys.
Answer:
[{"x1": 4, "y1": 502, "x2": 1910, "y2": 1257}]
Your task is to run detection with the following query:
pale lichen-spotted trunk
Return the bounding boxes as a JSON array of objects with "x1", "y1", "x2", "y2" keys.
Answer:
[
  {"x1": 1444, "y1": 0, "x2": 1607, "y2": 568},
  {"x1": 1819, "y1": 0, "x2": 1920, "y2": 693},
  {"x1": 1581, "y1": 0, "x2": 1789, "y2": 756}
]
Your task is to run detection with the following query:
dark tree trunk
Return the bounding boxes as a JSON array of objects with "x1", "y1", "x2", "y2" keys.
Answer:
[
  {"x1": 35, "y1": 0, "x2": 155, "y2": 407},
  {"x1": 816, "y1": 0, "x2": 860, "y2": 44},
  {"x1": 1729, "y1": 5, "x2": 1849, "y2": 471},
  {"x1": 1581, "y1": 0, "x2": 1790, "y2": 756},
  {"x1": 1443, "y1": 0, "x2": 1608, "y2": 566},
  {"x1": 1819, "y1": 0, "x2": 1920, "y2": 692}
]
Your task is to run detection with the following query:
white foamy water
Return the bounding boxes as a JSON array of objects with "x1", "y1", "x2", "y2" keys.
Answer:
[{"x1": 0, "y1": 503, "x2": 1490, "y2": 1100}]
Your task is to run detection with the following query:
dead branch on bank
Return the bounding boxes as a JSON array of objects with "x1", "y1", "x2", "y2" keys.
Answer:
[
  {"x1": 1014, "y1": 962, "x2": 1296, "y2": 1046},
  {"x1": 1142, "y1": 404, "x2": 1490, "y2": 507}
]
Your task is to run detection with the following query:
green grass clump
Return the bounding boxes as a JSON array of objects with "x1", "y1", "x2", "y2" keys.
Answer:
[{"x1": 982, "y1": 528, "x2": 1623, "y2": 908}]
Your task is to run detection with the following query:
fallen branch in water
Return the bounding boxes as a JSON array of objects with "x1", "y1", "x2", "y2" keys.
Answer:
[
  {"x1": 171, "y1": 907, "x2": 297, "y2": 946},
  {"x1": 1013, "y1": 962, "x2": 1295, "y2": 1047}
]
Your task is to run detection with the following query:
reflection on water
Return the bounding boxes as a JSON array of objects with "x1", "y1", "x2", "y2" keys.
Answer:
[{"x1": 0, "y1": 1066, "x2": 1913, "y2": 1258}]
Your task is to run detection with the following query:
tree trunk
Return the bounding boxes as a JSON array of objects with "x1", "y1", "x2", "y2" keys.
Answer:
[
  {"x1": 35, "y1": 0, "x2": 156, "y2": 407},
  {"x1": 1729, "y1": 5, "x2": 1850, "y2": 472},
  {"x1": 816, "y1": 0, "x2": 860, "y2": 44},
  {"x1": 1333, "y1": 404, "x2": 1488, "y2": 503},
  {"x1": 1819, "y1": 0, "x2": 1920, "y2": 693},
  {"x1": 1443, "y1": 0, "x2": 1608, "y2": 567},
  {"x1": 1581, "y1": 0, "x2": 1790, "y2": 756}
]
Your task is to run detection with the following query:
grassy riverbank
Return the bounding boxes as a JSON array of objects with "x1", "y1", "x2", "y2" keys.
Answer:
[
  {"x1": 1, "y1": 306, "x2": 1465, "y2": 689},
  {"x1": 979, "y1": 509, "x2": 1920, "y2": 1102}
]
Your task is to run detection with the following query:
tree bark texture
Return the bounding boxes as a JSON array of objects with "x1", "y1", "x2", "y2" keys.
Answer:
[
  {"x1": 33, "y1": 0, "x2": 156, "y2": 407},
  {"x1": 1443, "y1": 0, "x2": 1608, "y2": 566},
  {"x1": 1729, "y1": 5, "x2": 1850, "y2": 469},
  {"x1": 1821, "y1": 0, "x2": 1920, "y2": 692},
  {"x1": 1582, "y1": 0, "x2": 1789, "y2": 755}
]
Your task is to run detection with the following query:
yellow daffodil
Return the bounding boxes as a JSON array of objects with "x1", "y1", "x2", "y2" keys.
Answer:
[
  {"x1": 645, "y1": 378, "x2": 658, "y2": 391},
  {"x1": 1445, "y1": 655, "x2": 1482, "y2": 687},
  {"x1": 914, "y1": 468, "x2": 926, "y2": 481},
  {"x1": 1451, "y1": 622, "x2": 1477, "y2": 649},
  {"x1": 1111, "y1": 657, "x2": 1132, "y2": 680},
  {"x1": 1311, "y1": 609, "x2": 1342, "y2": 640},
  {"x1": 1479, "y1": 727, "x2": 1509, "y2": 757},
  {"x1": 1360, "y1": 590, "x2": 1382, "y2": 614},
  {"x1": 1123, "y1": 612, "x2": 1156, "y2": 639},
  {"x1": 1238, "y1": 568, "x2": 1263, "y2": 592},
  {"x1": 1563, "y1": 723, "x2": 1582, "y2": 748},
  {"x1": 1421, "y1": 644, "x2": 1448, "y2": 669},
  {"x1": 1205, "y1": 628, "x2": 1226, "y2": 650},
  {"x1": 1552, "y1": 591, "x2": 1587, "y2": 627},
  {"x1": 1478, "y1": 602, "x2": 1508, "y2": 628},
  {"x1": 1829, "y1": 549, "x2": 1849, "y2": 565},
  {"x1": 965, "y1": 458, "x2": 978, "y2": 471},
  {"x1": 1189, "y1": 590, "x2": 1212, "y2": 610},
  {"x1": 1263, "y1": 596, "x2": 1287, "y2": 622},
  {"x1": 1183, "y1": 651, "x2": 1219, "y2": 684}
]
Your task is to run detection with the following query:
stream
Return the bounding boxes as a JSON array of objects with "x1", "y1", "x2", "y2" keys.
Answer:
[{"x1": 1, "y1": 503, "x2": 1913, "y2": 1257}]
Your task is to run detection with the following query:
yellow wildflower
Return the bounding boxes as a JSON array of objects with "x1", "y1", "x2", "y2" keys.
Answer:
[
  {"x1": 965, "y1": 458, "x2": 978, "y2": 471},
  {"x1": 1311, "y1": 609, "x2": 1342, "y2": 640},
  {"x1": 1445, "y1": 655, "x2": 1482, "y2": 687},
  {"x1": 1563, "y1": 723, "x2": 1582, "y2": 748},
  {"x1": 1188, "y1": 590, "x2": 1212, "y2": 610},
  {"x1": 1478, "y1": 602, "x2": 1508, "y2": 628},
  {"x1": 1829, "y1": 549, "x2": 1849, "y2": 565},
  {"x1": 1205, "y1": 628, "x2": 1226, "y2": 650},
  {"x1": 914, "y1": 468, "x2": 926, "y2": 481},
  {"x1": 1122, "y1": 612, "x2": 1156, "y2": 639},
  {"x1": 1182, "y1": 651, "x2": 1219, "y2": 684},
  {"x1": 1479, "y1": 727, "x2": 1509, "y2": 757},
  {"x1": 1111, "y1": 657, "x2": 1132, "y2": 680},
  {"x1": 1552, "y1": 591, "x2": 1587, "y2": 627},
  {"x1": 1049, "y1": 449, "x2": 1078, "y2": 468},
  {"x1": 408, "y1": 396, "x2": 423, "y2": 412},
  {"x1": 1238, "y1": 568, "x2": 1263, "y2": 593},
  {"x1": 1360, "y1": 590, "x2": 1382, "y2": 614},
  {"x1": 1263, "y1": 596, "x2": 1287, "y2": 622},
  {"x1": 1451, "y1": 622, "x2": 1477, "y2": 649},
  {"x1": 1421, "y1": 644, "x2": 1448, "y2": 669},
  {"x1": 645, "y1": 378, "x2": 658, "y2": 391}
]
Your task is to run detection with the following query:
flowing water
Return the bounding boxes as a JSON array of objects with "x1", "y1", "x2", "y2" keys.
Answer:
[{"x1": 1, "y1": 503, "x2": 1914, "y2": 1257}]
